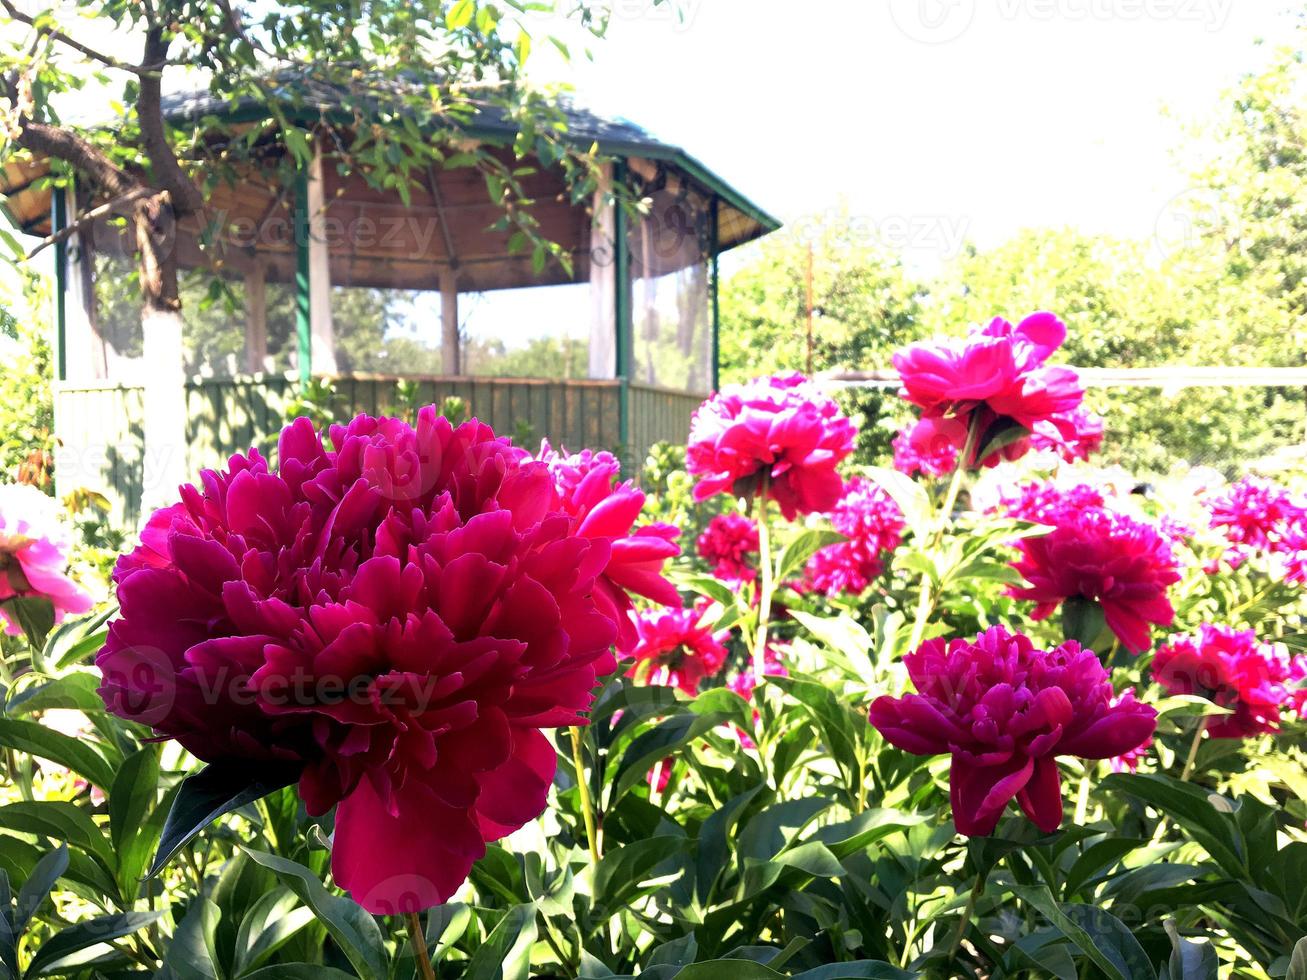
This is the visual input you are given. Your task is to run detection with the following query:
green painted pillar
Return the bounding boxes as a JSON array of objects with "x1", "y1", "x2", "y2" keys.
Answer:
[
  {"x1": 293, "y1": 163, "x2": 311, "y2": 390},
  {"x1": 613, "y1": 161, "x2": 633, "y2": 470},
  {"x1": 710, "y1": 195, "x2": 721, "y2": 392},
  {"x1": 51, "y1": 186, "x2": 68, "y2": 382}
]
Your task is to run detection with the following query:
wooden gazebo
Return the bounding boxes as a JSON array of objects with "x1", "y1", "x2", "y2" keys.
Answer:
[{"x1": 2, "y1": 84, "x2": 778, "y2": 528}]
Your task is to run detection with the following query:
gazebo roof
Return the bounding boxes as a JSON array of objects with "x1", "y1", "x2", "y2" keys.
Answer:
[{"x1": 1, "y1": 78, "x2": 780, "y2": 260}]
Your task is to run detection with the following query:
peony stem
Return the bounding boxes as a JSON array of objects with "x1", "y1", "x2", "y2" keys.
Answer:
[
  {"x1": 907, "y1": 417, "x2": 981, "y2": 654},
  {"x1": 569, "y1": 726, "x2": 601, "y2": 867},
  {"x1": 405, "y1": 910, "x2": 437, "y2": 980},
  {"x1": 1179, "y1": 720, "x2": 1206, "y2": 782},
  {"x1": 946, "y1": 869, "x2": 986, "y2": 964},
  {"x1": 753, "y1": 476, "x2": 774, "y2": 684}
]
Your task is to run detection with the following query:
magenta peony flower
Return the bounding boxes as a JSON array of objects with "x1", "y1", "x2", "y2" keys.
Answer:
[
  {"x1": 892, "y1": 312, "x2": 1083, "y2": 470},
  {"x1": 997, "y1": 481, "x2": 1105, "y2": 526},
  {"x1": 687, "y1": 373, "x2": 857, "y2": 519},
  {"x1": 803, "y1": 477, "x2": 905, "y2": 596},
  {"x1": 536, "y1": 440, "x2": 682, "y2": 650},
  {"x1": 696, "y1": 512, "x2": 760, "y2": 583},
  {"x1": 627, "y1": 601, "x2": 729, "y2": 695},
  {"x1": 0, "y1": 483, "x2": 93, "y2": 635},
  {"x1": 868, "y1": 626, "x2": 1156, "y2": 835},
  {"x1": 1205, "y1": 476, "x2": 1307, "y2": 575},
  {"x1": 98, "y1": 412, "x2": 679, "y2": 915},
  {"x1": 1031, "y1": 407, "x2": 1104, "y2": 462},
  {"x1": 1009, "y1": 507, "x2": 1180, "y2": 653},
  {"x1": 1152, "y1": 624, "x2": 1307, "y2": 738},
  {"x1": 1109, "y1": 734, "x2": 1153, "y2": 773},
  {"x1": 892, "y1": 422, "x2": 958, "y2": 478}
]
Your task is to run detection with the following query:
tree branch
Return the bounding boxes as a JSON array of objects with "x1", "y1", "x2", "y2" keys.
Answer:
[
  {"x1": 135, "y1": 27, "x2": 205, "y2": 216},
  {"x1": 0, "y1": 0, "x2": 167, "y2": 75},
  {"x1": 24, "y1": 187, "x2": 152, "y2": 259},
  {"x1": 12, "y1": 118, "x2": 137, "y2": 199}
]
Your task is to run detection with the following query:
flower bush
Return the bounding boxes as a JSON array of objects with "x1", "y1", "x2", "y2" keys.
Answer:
[{"x1": 1, "y1": 312, "x2": 1305, "y2": 980}]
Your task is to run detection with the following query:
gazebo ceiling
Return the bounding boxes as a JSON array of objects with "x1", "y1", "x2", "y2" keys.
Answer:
[{"x1": 1, "y1": 80, "x2": 779, "y2": 293}]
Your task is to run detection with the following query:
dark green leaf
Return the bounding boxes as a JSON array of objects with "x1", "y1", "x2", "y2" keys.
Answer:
[
  {"x1": 14, "y1": 844, "x2": 67, "y2": 933},
  {"x1": 26, "y1": 909, "x2": 164, "y2": 976},
  {"x1": 149, "y1": 761, "x2": 301, "y2": 877},
  {"x1": 242, "y1": 849, "x2": 388, "y2": 980},
  {"x1": 463, "y1": 904, "x2": 536, "y2": 980},
  {"x1": 0, "y1": 718, "x2": 116, "y2": 790}
]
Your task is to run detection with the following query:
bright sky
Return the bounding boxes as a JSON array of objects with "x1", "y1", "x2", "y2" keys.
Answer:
[{"x1": 530, "y1": 0, "x2": 1300, "y2": 271}]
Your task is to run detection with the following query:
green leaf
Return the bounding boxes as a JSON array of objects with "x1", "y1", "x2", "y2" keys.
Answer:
[
  {"x1": 861, "y1": 465, "x2": 932, "y2": 530},
  {"x1": 14, "y1": 844, "x2": 67, "y2": 933},
  {"x1": 1287, "y1": 936, "x2": 1307, "y2": 980},
  {"x1": 26, "y1": 909, "x2": 164, "y2": 976},
  {"x1": 0, "y1": 597, "x2": 54, "y2": 650},
  {"x1": 775, "y1": 529, "x2": 844, "y2": 583},
  {"x1": 696, "y1": 786, "x2": 763, "y2": 906},
  {"x1": 0, "y1": 802, "x2": 114, "y2": 873},
  {"x1": 1060, "y1": 596, "x2": 1107, "y2": 650},
  {"x1": 1159, "y1": 919, "x2": 1219, "y2": 980},
  {"x1": 1101, "y1": 773, "x2": 1247, "y2": 879},
  {"x1": 612, "y1": 712, "x2": 729, "y2": 801},
  {"x1": 232, "y1": 887, "x2": 315, "y2": 975},
  {"x1": 594, "y1": 837, "x2": 685, "y2": 910},
  {"x1": 242, "y1": 849, "x2": 388, "y2": 980},
  {"x1": 240, "y1": 968, "x2": 360, "y2": 980},
  {"x1": 1012, "y1": 885, "x2": 1153, "y2": 980},
  {"x1": 5, "y1": 673, "x2": 104, "y2": 716},
  {"x1": 790, "y1": 963, "x2": 915, "y2": 980},
  {"x1": 149, "y1": 761, "x2": 301, "y2": 877},
  {"x1": 1063, "y1": 837, "x2": 1147, "y2": 898},
  {"x1": 110, "y1": 746, "x2": 158, "y2": 853},
  {"x1": 163, "y1": 897, "x2": 221, "y2": 980},
  {"x1": 463, "y1": 904, "x2": 537, "y2": 980},
  {"x1": 0, "y1": 718, "x2": 116, "y2": 791},
  {"x1": 787, "y1": 611, "x2": 876, "y2": 685},
  {"x1": 446, "y1": 0, "x2": 475, "y2": 29},
  {"x1": 671, "y1": 961, "x2": 784, "y2": 980}
]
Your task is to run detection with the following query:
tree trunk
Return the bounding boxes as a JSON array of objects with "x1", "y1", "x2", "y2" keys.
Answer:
[{"x1": 134, "y1": 193, "x2": 189, "y2": 511}]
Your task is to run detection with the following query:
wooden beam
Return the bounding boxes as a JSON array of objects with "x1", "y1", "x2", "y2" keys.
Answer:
[
  {"x1": 244, "y1": 261, "x2": 268, "y2": 373},
  {"x1": 441, "y1": 268, "x2": 460, "y2": 375}
]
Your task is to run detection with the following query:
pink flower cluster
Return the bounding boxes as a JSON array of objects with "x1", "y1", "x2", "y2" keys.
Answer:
[
  {"x1": 628, "y1": 602, "x2": 729, "y2": 695},
  {"x1": 997, "y1": 481, "x2": 1105, "y2": 526},
  {"x1": 98, "y1": 413, "x2": 679, "y2": 914},
  {"x1": 869, "y1": 626, "x2": 1156, "y2": 835},
  {"x1": 696, "y1": 512, "x2": 759, "y2": 584},
  {"x1": 1030, "y1": 406, "x2": 1105, "y2": 462},
  {"x1": 1153, "y1": 624, "x2": 1307, "y2": 738},
  {"x1": 1205, "y1": 477, "x2": 1307, "y2": 582},
  {"x1": 892, "y1": 312, "x2": 1085, "y2": 471},
  {"x1": 687, "y1": 373, "x2": 857, "y2": 519},
  {"x1": 0, "y1": 483, "x2": 92, "y2": 635},
  {"x1": 1009, "y1": 506, "x2": 1180, "y2": 653},
  {"x1": 892, "y1": 423, "x2": 958, "y2": 478},
  {"x1": 803, "y1": 477, "x2": 905, "y2": 596}
]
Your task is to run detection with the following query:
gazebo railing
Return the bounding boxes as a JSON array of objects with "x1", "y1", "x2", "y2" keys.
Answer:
[{"x1": 54, "y1": 374, "x2": 704, "y2": 529}]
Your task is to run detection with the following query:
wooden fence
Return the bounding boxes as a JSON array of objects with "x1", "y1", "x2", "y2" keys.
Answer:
[{"x1": 55, "y1": 375, "x2": 703, "y2": 529}]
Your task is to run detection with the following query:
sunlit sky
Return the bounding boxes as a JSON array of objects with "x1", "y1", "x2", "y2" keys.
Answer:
[
  {"x1": 530, "y1": 0, "x2": 1299, "y2": 270},
  {"x1": 6, "y1": 1, "x2": 1302, "y2": 350}
]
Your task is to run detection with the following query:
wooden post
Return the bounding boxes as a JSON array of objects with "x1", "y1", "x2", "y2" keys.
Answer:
[
  {"x1": 441, "y1": 268, "x2": 460, "y2": 374},
  {"x1": 588, "y1": 164, "x2": 616, "y2": 380},
  {"x1": 307, "y1": 147, "x2": 337, "y2": 376},
  {"x1": 244, "y1": 261, "x2": 268, "y2": 373},
  {"x1": 56, "y1": 185, "x2": 107, "y2": 381}
]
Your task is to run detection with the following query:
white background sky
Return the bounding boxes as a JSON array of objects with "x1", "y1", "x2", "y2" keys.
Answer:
[{"x1": 529, "y1": 0, "x2": 1300, "y2": 271}]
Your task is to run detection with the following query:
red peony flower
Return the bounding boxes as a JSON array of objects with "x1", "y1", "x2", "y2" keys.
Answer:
[
  {"x1": 687, "y1": 373, "x2": 857, "y2": 519},
  {"x1": 1205, "y1": 476, "x2": 1307, "y2": 577},
  {"x1": 892, "y1": 422, "x2": 958, "y2": 478},
  {"x1": 627, "y1": 601, "x2": 729, "y2": 695},
  {"x1": 97, "y1": 412, "x2": 678, "y2": 914},
  {"x1": 803, "y1": 477, "x2": 904, "y2": 596},
  {"x1": 536, "y1": 440, "x2": 682, "y2": 650},
  {"x1": 1152, "y1": 624, "x2": 1307, "y2": 738},
  {"x1": 1009, "y1": 507, "x2": 1180, "y2": 653},
  {"x1": 0, "y1": 483, "x2": 93, "y2": 635},
  {"x1": 891, "y1": 312, "x2": 1083, "y2": 470},
  {"x1": 997, "y1": 481, "x2": 1105, "y2": 526},
  {"x1": 1031, "y1": 407, "x2": 1104, "y2": 462},
  {"x1": 869, "y1": 626, "x2": 1156, "y2": 835},
  {"x1": 696, "y1": 512, "x2": 760, "y2": 583}
]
